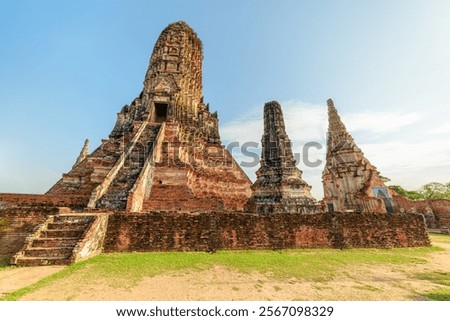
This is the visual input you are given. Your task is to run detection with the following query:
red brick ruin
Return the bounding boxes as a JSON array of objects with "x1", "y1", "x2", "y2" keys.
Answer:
[{"x1": 1, "y1": 21, "x2": 443, "y2": 266}]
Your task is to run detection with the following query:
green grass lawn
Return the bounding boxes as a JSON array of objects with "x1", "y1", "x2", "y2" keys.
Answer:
[
  {"x1": 429, "y1": 232, "x2": 450, "y2": 244},
  {"x1": 2, "y1": 233, "x2": 449, "y2": 301}
]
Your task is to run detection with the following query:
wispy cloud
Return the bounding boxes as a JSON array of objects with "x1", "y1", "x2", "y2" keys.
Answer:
[
  {"x1": 342, "y1": 111, "x2": 421, "y2": 134},
  {"x1": 429, "y1": 120, "x2": 450, "y2": 134},
  {"x1": 361, "y1": 138, "x2": 450, "y2": 190},
  {"x1": 220, "y1": 100, "x2": 327, "y2": 144}
]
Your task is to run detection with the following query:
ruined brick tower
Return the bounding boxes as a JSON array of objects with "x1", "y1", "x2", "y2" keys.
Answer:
[
  {"x1": 46, "y1": 21, "x2": 252, "y2": 212},
  {"x1": 322, "y1": 99, "x2": 394, "y2": 213},
  {"x1": 245, "y1": 101, "x2": 317, "y2": 214}
]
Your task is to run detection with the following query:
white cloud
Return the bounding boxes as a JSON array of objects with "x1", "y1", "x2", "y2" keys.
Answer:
[
  {"x1": 429, "y1": 120, "x2": 450, "y2": 134},
  {"x1": 220, "y1": 115, "x2": 262, "y2": 144},
  {"x1": 220, "y1": 100, "x2": 327, "y2": 144},
  {"x1": 360, "y1": 138, "x2": 450, "y2": 190},
  {"x1": 342, "y1": 111, "x2": 421, "y2": 134}
]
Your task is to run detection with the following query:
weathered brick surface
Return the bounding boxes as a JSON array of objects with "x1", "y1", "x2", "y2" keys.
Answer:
[
  {"x1": 322, "y1": 99, "x2": 394, "y2": 213},
  {"x1": 142, "y1": 122, "x2": 252, "y2": 212},
  {"x1": 40, "y1": 21, "x2": 252, "y2": 213},
  {"x1": 246, "y1": 101, "x2": 317, "y2": 214},
  {"x1": 0, "y1": 207, "x2": 58, "y2": 257},
  {"x1": 104, "y1": 212, "x2": 430, "y2": 252},
  {"x1": 0, "y1": 193, "x2": 88, "y2": 209},
  {"x1": 393, "y1": 195, "x2": 450, "y2": 228},
  {"x1": 10, "y1": 214, "x2": 106, "y2": 266},
  {"x1": 46, "y1": 139, "x2": 123, "y2": 205},
  {"x1": 70, "y1": 214, "x2": 109, "y2": 263}
]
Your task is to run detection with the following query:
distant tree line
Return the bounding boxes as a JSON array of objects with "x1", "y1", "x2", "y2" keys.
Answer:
[{"x1": 388, "y1": 182, "x2": 450, "y2": 200}]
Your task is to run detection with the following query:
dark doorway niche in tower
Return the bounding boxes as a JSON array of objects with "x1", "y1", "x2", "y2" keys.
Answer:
[
  {"x1": 373, "y1": 187, "x2": 394, "y2": 213},
  {"x1": 154, "y1": 103, "x2": 168, "y2": 123}
]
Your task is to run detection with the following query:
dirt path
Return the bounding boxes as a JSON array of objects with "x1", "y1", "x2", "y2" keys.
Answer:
[
  {"x1": 0, "y1": 266, "x2": 64, "y2": 298},
  {"x1": 15, "y1": 241, "x2": 450, "y2": 301}
]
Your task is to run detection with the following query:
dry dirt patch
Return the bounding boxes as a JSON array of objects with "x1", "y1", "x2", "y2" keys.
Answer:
[{"x1": 0, "y1": 266, "x2": 63, "y2": 297}]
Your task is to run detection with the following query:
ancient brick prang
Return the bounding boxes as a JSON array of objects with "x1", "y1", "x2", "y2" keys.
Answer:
[
  {"x1": 45, "y1": 21, "x2": 252, "y2": 212},
  {"x1": 322, "y1": 99, "x2": 394, "y2": 213},
  {"x1": 245, "y1": 101, "x2": 317, "y2": 214}
]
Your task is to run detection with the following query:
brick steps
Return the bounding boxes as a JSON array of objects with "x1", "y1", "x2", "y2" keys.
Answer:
[
  {"x1": 24, "y1": 247, "x2": 73, "y2": 257},
  {"x1": 47, "y1": 222, "x2": 89, "y2": 230},
  {"x1": 97, "y1": 124, "x2": 161, "y2": 209},
  {"x1": 13, "y1": 215, "x2": 95, "y2": 266},
  {"x1": 15, "y1": 257, "x2": 71, "y2": 267},
  {"x1": 40, "y1": 229, "x2": 84, "y2": 238},
  {"x1": 32, "y1": 237, "x2": 79, "y2": 248},
  {"x1": 53, "y1": 216, "x2": 92, "y2": 223}
]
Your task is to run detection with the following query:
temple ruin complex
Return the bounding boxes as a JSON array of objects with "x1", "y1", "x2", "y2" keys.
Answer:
[{"x1": 0, "y1": 21, "x2": 443, "y2": 266}]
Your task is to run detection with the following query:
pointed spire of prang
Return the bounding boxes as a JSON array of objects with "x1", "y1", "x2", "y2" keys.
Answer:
[
  {"x1": 245, "y1": 101, "x2": 317, "y2": 214},
  {"x1": 323, "y1": 99, "x2": 392, "y2": 214},
  {"x1": 326, "y1": 98, "x2": 354, "y2": 150},
  {"x1": 325, "y1": 98, "x2": 364, "y2": 167},
  {"x1": 261, "y1": 101, "x2": 296, "y2": 169},
  {"x1": 73, "y1": 139, "x2": 89, "y2": 168}
]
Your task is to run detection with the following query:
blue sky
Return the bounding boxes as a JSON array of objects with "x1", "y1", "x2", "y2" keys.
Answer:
[{"x1": 1, "y1": 0, "x2": 449, "y2": 198}]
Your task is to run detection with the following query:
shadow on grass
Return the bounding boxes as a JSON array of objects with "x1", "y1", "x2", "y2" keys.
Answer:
[
  {"x1": 416, "y1": 271, "x2": 450, "y2": 286},
  {"x1": 0, "y1": 256, "x2": 11, "y2": 268},
  {"x1": 416, "y1": 270, "x2": 450, "y2": 301}
]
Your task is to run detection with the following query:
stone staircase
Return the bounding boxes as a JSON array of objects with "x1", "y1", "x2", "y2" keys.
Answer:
[
  {"x1": 11, "y1": 215, "x2": 95, "y2": 266},
  {"x1": 96, "y1": 124, "x2": 161, "y2": 209}
]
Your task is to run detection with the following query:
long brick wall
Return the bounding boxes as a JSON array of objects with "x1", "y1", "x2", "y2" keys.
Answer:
[
  {"x1": 104, "y1": 212, "x2": 430, "y2": 252},
  {"x1": 0, "y1": 193, "x2": 88, "y2": 209}
]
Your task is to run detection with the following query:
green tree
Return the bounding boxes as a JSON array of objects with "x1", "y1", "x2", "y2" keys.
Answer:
[
  {"x1": 389, "y1": 182, "x2": 450, "y2": 200},
  {"x1": 389, "y1": 185, "x2": 423, "y2": 200},
  {"x1": 419, "y1": 182, "x2": 450, "y2": 199}
]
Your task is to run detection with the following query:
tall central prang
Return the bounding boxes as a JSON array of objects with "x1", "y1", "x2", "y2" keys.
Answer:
[
  {"x1": 143, "y1": 22, "x2": 204, "y2": 124},
  {"x1": 46, "y1": 21, "x2": 252, "y2": 213}
]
